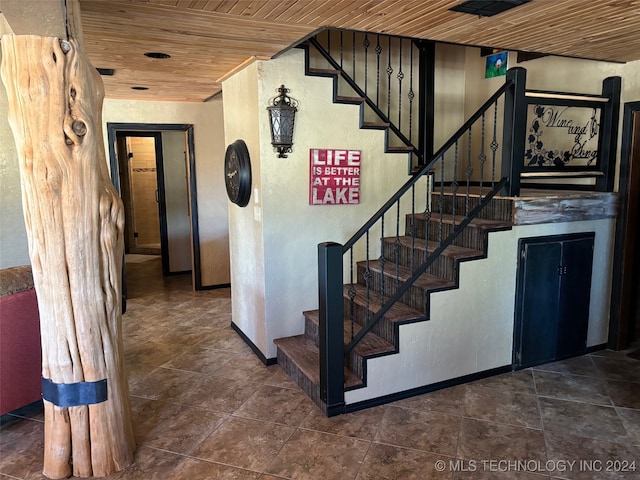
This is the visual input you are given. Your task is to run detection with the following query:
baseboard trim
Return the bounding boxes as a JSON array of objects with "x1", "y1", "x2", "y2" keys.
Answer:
[
  {"x1": 198, "y1": 282, "x2": 231, "y2": 291},
  {"x1": 586, "y1": 343, "x2": 609, "y2": 354},
  {"x1": 230, "y1": 322, "x2": 277, "y2": 366},
  {"x1": 343, "y1": 364, "x2": 512, "y2": 414}
]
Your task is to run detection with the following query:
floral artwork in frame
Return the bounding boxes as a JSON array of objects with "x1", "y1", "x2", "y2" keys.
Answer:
[{"x1": 485, "y1": 51, "x2": 508, "y2": 78}]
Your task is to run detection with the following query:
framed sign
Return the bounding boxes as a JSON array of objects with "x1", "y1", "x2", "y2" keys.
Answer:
[{"x1": 309, "y1": 148, "x2": 361, "y2": 205}]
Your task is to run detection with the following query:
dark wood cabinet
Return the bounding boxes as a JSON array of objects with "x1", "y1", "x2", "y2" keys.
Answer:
[{"x1": 514, "y1": 232, "x2": 595, "y2": 369}]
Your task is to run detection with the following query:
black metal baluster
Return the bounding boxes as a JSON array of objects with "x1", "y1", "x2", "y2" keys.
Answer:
[
  {"x1": 397, "y1": 39, "x2": 404, "y2": 132},
  {"x1": 379, "y1": 214, "x2": 385, "y2": 306},
  {"x1": 424, "y1": 170, "x2": 432, "y2": 265},
  {"x1": 479, "y1": 112, "x2": 486, "y2": 198},
  {"x1": 363, "y1": 34, "x2": 369, "y2": 97},
  {"x1": 410, "y1": 183, "x2": 415, "y2": 275},
  {"x1": 439, "y1": 155, "x2": 444, "y2": 245},
  {"x1": 348, "y1": 247, "x2": 355, "y2": 341},
  {"x1": 338, "y1": 31, "x2": 342, "y2": 70},
  {"x1": 327, "y1": 30, "x2": 331, "y2": 60},
  {"x1": 452, "y1": 140, "x2": 459, "y2": 227},
  {"x1": 376, "y1": 35, "x2": 381, "y2": 107},
  {"x1": 394, "y1": 199, "x2": 401, "y2": 292},
  {"x1": 491, "y1": 100, "x2": 499, "y2": 189},
  {"x1": 408, "y1": 43, "x2": 415, "y2": 144},
  {"x1": 352, "y1": 31, "x2": 356, "y2": 84},
  {"x1": 387, "y1": 37, "x2": 393, "y2": 120},
  {"x1": 365, "y1": 230, "x2": 371, "y2": 325},
  {"x1": 466, "y1": 128, "x2": 473, "y2": 217}
]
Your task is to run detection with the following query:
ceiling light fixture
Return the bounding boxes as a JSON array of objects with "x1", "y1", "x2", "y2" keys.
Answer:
[
  {"x1": 96, "y1": 68, "x2": 115, "y2": 76},
  {"x1": 131, "y1": 86, "x2": 149, "y2": 91},
  {"x1": 449, "y1": 0, "x2": 531, "y2": 17},
  {"x1": 144, "y1": 52, "x2": 171, "y2": 59}
]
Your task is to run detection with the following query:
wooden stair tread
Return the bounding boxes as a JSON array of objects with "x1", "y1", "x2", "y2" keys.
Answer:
[
  {"x1": 304, "y1": 310, "x2": 395, "y2": 357},
  {"x1": 307, "y1": 67, "x2": 339, "y2": 75},
  {"x1": 356, "y1": 261, "x2": 455, "y2": 290},
  {"x1": 343, "y1": 284, "x2": 425, "y2": 323},
  {"x1": 411, "y1": 212, "x2": 512, "y2": 229},
  {"x1": 361, "y1": 121, "x2": 390, "y2": 128},
  {"x1": 274, "y1": 335, "x2": 362, "y2": 389},
  {"x1": 387, "y1": 145, "x2": 415, "y2": 152},
  {"x1": 383, "y1": 236, "x2": 483, "y2": 260},
  {"x1": 335, "y1": 95, "x2": 365, "y2": 103}
]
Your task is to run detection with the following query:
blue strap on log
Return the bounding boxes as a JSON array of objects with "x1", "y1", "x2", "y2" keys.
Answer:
[{"x1": 42, "y1": 378, "x2": 108, "y2": 407}]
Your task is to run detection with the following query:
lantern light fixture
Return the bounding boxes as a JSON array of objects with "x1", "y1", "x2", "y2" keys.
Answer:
[{"x1": 267, "y1": 85, "x2": 298, "y2": 158}]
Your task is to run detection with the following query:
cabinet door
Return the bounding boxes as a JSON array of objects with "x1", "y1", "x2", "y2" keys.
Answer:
[
  {"x1": 516, "y1": 240, "x2": 562, "y2": 367},
  {"x1": 556, "y1": 236, "x2": 594, "y2": 359},
  {"x1": 514, "y1": 233, "x2": 595, "y2": 369}
]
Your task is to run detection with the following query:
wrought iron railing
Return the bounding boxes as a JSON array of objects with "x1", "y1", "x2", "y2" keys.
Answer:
[
  {"x1": 313, "y1": 58, "x2": 621, "y2": 415},
  {"x1": 308, "y1": 30, "x2": 434, "y2": 171},
  {"x1": 318, "y1": 77, "x2": 514, "y2": 415}
]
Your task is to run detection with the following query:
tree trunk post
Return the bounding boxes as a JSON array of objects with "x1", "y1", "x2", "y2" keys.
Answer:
[{"x1": 1, "y1": 2, "x2": 135, "y2": 477}]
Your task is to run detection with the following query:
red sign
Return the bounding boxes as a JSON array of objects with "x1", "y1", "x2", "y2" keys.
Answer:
[{"x1": 309, "y1": 149, "x2": 361, "y2": 205}]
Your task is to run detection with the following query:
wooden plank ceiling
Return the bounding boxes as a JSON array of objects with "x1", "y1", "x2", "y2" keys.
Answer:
[{"x1": 77, "y1": 0, "x2": 640, "y2": 102}]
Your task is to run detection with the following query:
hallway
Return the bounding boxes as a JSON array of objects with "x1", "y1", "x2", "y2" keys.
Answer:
[{"x1": 1, "y1": 256, "x2": 639, "y2": 479}]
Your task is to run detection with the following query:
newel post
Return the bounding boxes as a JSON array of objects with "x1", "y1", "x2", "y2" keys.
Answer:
[
  {"x1": 318, "y1": 242, "x2": 345, "y2": 416},
  {"x1": 501, "y1": 67, "x2": 528, "y2": 196},
  {"x1": 596, "y1": 76, "x2": 621, "y2": 192}
]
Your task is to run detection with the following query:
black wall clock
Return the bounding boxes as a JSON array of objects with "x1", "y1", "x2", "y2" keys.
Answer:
[{"x1": 224, "y1": 139, "x2": 252, "y2": 207}]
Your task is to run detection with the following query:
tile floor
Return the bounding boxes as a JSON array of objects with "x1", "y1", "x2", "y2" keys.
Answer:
[{"x1": 1, "y1": 256, "x2": 639, "y2": 479}]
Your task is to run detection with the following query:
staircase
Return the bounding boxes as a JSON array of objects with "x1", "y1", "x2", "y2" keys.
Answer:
[{"x1": 275, "y1": 192, "x2": 513, "y2": 413}]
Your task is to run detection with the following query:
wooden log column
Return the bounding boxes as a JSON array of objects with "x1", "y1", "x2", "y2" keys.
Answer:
[{"x1": 1, "y1": 19, "x2": 135, "y2": 480}]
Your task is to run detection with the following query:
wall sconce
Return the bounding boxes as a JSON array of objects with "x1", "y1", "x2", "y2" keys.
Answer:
[{"x1": 267, "y1": 85, "x2": 298, "y2": 158}]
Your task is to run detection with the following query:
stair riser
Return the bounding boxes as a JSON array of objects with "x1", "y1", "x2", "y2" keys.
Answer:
[
  {"x1": 406, "y1": 216, "x2": 486, "y2": 252},
  {"x1": 382, "y1": 242, "x2": 462, "y2": 281},
  {"x1": 432, "y1": 194, "x2": 513, "y2": 222},
  {"x1": 276, "y1": 348, "x2": 326, "y2": 413},
  {"x1": 343, "y1": 300, "x2": 396, "y2": 345},
  {"x1": 357, "y1": 265, "x2": 427, "y2": 313},
  {"x1": 305, "y1": 315, "x2": 319, "y2": 346}
]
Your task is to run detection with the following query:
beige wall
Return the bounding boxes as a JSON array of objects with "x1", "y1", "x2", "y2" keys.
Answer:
[
  {"x1": 0, "y1": 16, "x2": 30, "y2": 268},
  {"x1": 102, "y1": 97, "x2": 229, "y2": 287}
]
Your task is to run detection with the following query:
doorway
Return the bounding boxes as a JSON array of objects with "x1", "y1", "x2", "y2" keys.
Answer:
[
  {"x1": 610, "y1": 101, "x2": 640, "y2": 350},
  {"x1": 108, "y1": 123, "x2": 203, "y2": 290}
]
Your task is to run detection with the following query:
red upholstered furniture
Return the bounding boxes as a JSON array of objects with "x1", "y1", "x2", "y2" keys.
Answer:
[{"x1": 0, "y1": 265, "x2": 42, "y2": 415}]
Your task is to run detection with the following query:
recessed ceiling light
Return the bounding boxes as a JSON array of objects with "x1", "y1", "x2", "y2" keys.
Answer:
[
  {"x1": 144, "y1": 52, "x2": 171, "y2": 59},
  {"x1": 131, "y1": 86, "x2": 149, "y2": 91},
  {"x1": 96, "y1": 67, "x2": 115, "y2": 76},
  {"x1": 449, "y1": 0, "x2": 531, "y2": 17}
]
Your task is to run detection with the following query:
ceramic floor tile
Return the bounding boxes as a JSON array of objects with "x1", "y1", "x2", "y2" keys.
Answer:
[
  {"x1": 469, "y1": 370, "x2": 537, "y2": 395},
  {"x1": 591, "y1": 356, "x2": 640, "y2": 383},
  {"x1": 264, "y1": 429, "x2": 370, "y2": 480},
  {"x1": 464, "y1": 384, "x2": 541, "y2": 429},
  {"x1": 390, "y1": 384, "x2": 466, "y2": 416},
  {"x1": 300, "y1": 405, "x2": 386, "y2": 440},
  {"x1": 190, "y1": 416, "x2": 295, "y2": 471},
  {"x1": 605, "y1": 379, "x2": 640, "y2": 409},
  {"x1": 211, "y1": 354, "x2": 282, "y2": 384},
  {"x1": 356, "y1": 442, "x2": 451, "y2": 479},
  {"x1": 110, "y1": 446, "x2": 183, "y2": 479},
  {"x1": 171, "y1": 373, "x2": 261, "y2": 414},
  {"x1": 130, "y1": 396, "x2": 226, "y2": 454},
  {"x1": 234, "y1": 385, "x2": 316, "y2": 426},
  {"x1": 128, "y1": 366, "x2": 203, "y2": 400},
  {"x1": 457, "y1": 418, "x2": 546, "y2": 463},
  {"x1": 161, "y1": 346, "x2": 235, "y2": 375},
  {"x1": 533, "y1": 370, "x2": 611, "y2": 405},
  {"x1": 453, "y1": 470, "x2": 551, "y2": 479},
  {"x1": 170, "y1": 457, "x2": 260, "y2": 479},
  {"x1": 544, "y1": 431, "x2": 640, "y2": 480},
  {"x1": 375, "y1": 405, "x2": 461, "y2": 456},
  {"x1": 532, "y1": 356, "x2": 598, "y2": 377},
  {"x1": 197, "y1": 329, "x2": 254, "y2": 353},
  {"x1": 0, "y1": 419, "x2": 44, "y2": 480},
  {"x1": 539, "y1": 398, "x2": 628, "y2": 442},
  {"x1": 615, "y1": 407, "x2": 640, "y2": 445}
]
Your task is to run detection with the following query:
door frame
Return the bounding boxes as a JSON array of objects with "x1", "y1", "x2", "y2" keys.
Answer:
[
  {"x1": 609, "y1": 101, "x2": 640, "y2": 349},
  {"x1": 107, "y1": 123, "x2": 203, "y2": 290}
]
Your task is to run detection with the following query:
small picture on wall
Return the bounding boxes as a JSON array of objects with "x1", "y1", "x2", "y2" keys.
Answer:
[{"x1": 485, "y1": 51, "x2": 508, "y2": 78}]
